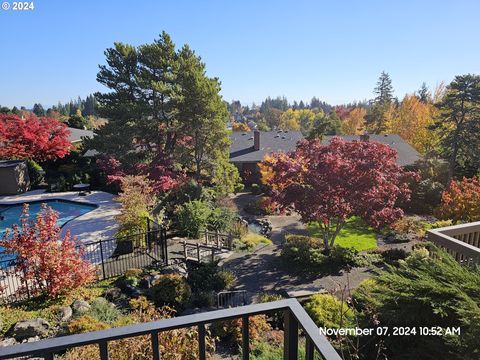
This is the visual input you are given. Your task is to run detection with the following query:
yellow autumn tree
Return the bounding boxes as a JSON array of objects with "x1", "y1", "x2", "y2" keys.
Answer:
[
  {"x1": 279, "y1": 109, "x2": 301, "y2": 131},
  {"x1": 341, "y1": 107, "x2": 367, "y2": 135},
  {"x1": 388, "y1": 94, "x2": 439, "y2": 153}
]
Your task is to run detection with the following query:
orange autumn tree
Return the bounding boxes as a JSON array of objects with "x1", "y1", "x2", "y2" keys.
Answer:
[
  {"x1": 232, "y1": 122, "x2": 250, "y2": 132},
  {"x1": 0, "y1": 204, "x2": 95, "y2": 298},
  {"x1": 435, "y1": 177, "x2": 480, "y2": 223},
  {"x1": 341, "y1": 107, "x2": 367, "y2": 135},
  {"x1": 388, "y1": 94, "x2": 439, "y2": 153}
]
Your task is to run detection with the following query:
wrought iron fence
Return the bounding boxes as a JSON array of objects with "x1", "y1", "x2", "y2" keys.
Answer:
[{"x1": 0, "y1": 227, "x2": 168, "y2": 305}]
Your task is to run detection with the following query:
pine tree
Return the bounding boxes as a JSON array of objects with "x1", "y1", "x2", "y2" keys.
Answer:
[
  {"x1": 365, "y1": 71, "x2": 395, "y2": 133},
  {"x1": 434, "y1": 74, "x2": 480, "y2": 178},
  {"x1": 417, "y1": 82, "x2": 430, "y2": 103},
  {"x1": 32, "y1": 103, "x2": 45, "y2": 116},
  {"x1": 374, "y1": 71, "x2": 394, "y2": 105}
]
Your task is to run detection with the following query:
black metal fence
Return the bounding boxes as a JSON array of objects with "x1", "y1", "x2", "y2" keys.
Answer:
[
  {"x1": 217, "y1": 290, "x2": 247, "y2": 308},
  {"x1": 0, "y1": 226, "x2": 168, "y2": 305},
  {"x1": 0, "y1": 299, "x2": 342, "y2": 360}
]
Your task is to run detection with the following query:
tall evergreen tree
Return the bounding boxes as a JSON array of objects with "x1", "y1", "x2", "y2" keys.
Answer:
[
  {"x1": 32, "y1": 103, "x2": 45, "y2": 117},
  {"x1": 434, "y1": 74, "x2": 480, "y2": 178},
  {"x1": 85, "y1": 32, "x2": 237, "y2": 191},
  {"x1": 417, "y1": 82, "x2": 430, "y2": 103},
  {"x1": 365, "y1": 71, "x2": 395, "y2": 133}
]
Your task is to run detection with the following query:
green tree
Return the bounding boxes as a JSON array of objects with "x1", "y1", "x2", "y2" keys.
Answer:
[
  {"x1": 365, "y1": 71, "x2": 394, "y2": 133},
  {"x1": 32, "y1": 103, "x2": 45, "y2": 117},
  {"x1": 68, "y1": 109, "x2": 88, "y2": 129},
  {"x1": 86, "y1": 32, "x2": 239, "y2": 190},
  {"x1": 417, "y1": 82, "x2": 430, "y2": 103},
  {"x1": 175, "y1": 45, "x2": 231, "y2": 181},
  {"x1": 434, "y1": 74, "x2": 480, "y2": 178}
]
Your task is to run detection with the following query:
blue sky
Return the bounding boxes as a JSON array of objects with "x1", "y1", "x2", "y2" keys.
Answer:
[{"x1": 0, "y1": 0, "x2": 479, "y2": 108}]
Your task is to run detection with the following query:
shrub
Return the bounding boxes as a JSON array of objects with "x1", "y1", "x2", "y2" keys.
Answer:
[
  {"x1": 116, "y1": 175, "x2": 155, "y2": 237},
  {"x1": 187, "y1": 262, "x2": 236, "y2": 293},
  {"x1": 26, "y1": 159, "x2": 44, "y2": 187},
  {"x1": 175, "y1": 200, "x2": 212, "y2": 238},
  {"x1": 63, "y1": 297, "x2": 215, "y2": 359},
  {"x1": 303, "y1": 294, "x2": 355, "y2": 329},
  {"x1": 435, "y1": 176, "x2": 480, "y2": 223},
  {"x1": 258, "y1": 293, "x2": 284, "y2": 329},
  {"x1": 229, "y1": 220, "x2": 249, "y2": 239},
  {"x1": 87, "y1": 297, "x2": 122, "y2": 323},
  {"x1": 390, "y1": 216, "x2": 430, "y2": 238},
  {"x1": 67, "y1": 315, "x2": 110, "y2": 334},
  {"x1": 190, "y1": 291, "x2": 215, "y2": 308},
  {"x1": 0, "y1": 204, "x2": 95, "y2": 298},
  {"x1": 251, "y1": 183, "x2": 262, "y2": 195},
  {"x1": 149, "y1": 274, "x2": 191, "y2": 310},
  {"x1": 236, "y1": 233, "x2": 272, "y2": 251},
  {"x1": 211, "y1": 315, "x2": 272, "y2": 350},
  {"x1": 352, "y1": 244, "x2": 480, "y2": 359},
  {"x1": 405, "y1": 179, "x2": 444, "y2": 214},
  {"x1": 329, "y1": 245, "x2": 359, "y2": 266},
  {"x1": 281, "y1": 234, "x2": 325, "y2": 267},
  {"x1": 376, "y1": 248, "x2": 408, "y2": 266},
  {"x1": 208, "y1": 206, "x2": 236, "y2": 232}
]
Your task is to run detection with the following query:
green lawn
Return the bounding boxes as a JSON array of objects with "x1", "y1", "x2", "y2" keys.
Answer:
[{"x1": 307, "y1": 217, "x2": 378, "y2": 251}]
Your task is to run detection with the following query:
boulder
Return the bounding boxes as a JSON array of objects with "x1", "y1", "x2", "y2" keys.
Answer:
[
  {"x1": 0, "y1": 338, "x2": 17, "y2": 347},
  {"x1": 72, "y1": 299, "x2": 91, "y2": 314},
  {"x1": 9, "y1": 319, "x2": 50, "y2": 341},
  {"x1": 104, "y1": 287, "x2": 123, "y2": 302},
  {"x1": 57, "y1": 306, "x2": 73, "y2": 322}
]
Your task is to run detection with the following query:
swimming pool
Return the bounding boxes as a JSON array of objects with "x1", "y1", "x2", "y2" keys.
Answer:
[{"x1": 0, "y1": 199, "x2": 97, "y2": 237}]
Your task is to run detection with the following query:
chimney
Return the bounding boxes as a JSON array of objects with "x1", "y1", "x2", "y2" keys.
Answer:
[
  {"x1": 360, "y1": 131, "x2": 370, "y2": 142},
  {"x1": 253, "y1": 130, "x2": 260, "y2": 150}
]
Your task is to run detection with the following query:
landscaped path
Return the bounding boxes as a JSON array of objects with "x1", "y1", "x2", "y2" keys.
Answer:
[{"x1": 222, "y1": 193, "x2": 377, "y2": 302}]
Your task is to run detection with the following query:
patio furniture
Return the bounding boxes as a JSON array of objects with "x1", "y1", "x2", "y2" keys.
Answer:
[{"x1": 72, "y1": 183, "x2": 91, "y2": 196}]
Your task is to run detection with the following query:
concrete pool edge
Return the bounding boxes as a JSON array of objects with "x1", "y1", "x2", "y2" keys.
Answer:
[{"x1": 0, "y1": 190, "x2": 121, "y2": 245}]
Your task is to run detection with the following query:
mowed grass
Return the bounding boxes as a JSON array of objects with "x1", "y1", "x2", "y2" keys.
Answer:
[{"x1": 307, "y1": 217, "x2": 377, "y2": 252}]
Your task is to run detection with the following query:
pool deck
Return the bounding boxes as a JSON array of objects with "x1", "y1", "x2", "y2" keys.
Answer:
[{"x1": 0, "y1": 190, "x2": 120, "y2": 244}]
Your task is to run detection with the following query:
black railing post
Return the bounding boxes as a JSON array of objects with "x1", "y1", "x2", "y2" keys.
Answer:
[
  {"x1": 305, "y1": 337, "x2": 314, "y2": 360},
  {"x1": 242, "y1": 315, "x2": 250, "y2": 360},
  {"x1": 151, "y1": 331, "x2": 160, "y2": 360},
  {"x1": 99, "y1": 340, "x2": 109, "y2": 360},
  {"x1": 283, "y1": 310, "x2": 299, "y2": 360},
  {"x1": 99, "y1": 240, "x2": 106, "y2": 280},
  {"x1": 198, "y1": 323, "x2": 206, "y2": 360}
]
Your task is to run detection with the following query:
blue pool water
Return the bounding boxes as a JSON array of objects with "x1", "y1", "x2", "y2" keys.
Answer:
[{"x1": 0, "y1": 200, "x2": 97, "y2": 238}]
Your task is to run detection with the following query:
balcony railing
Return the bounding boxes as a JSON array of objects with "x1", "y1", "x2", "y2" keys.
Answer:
[
  {"x1": 427, "y1": 221, "x2": 480, "y2": 265},
  {"x1": 0, "y1": 299, "x2": 341, "y2": 360}
]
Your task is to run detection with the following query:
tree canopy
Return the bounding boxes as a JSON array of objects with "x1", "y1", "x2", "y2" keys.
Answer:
[
  {"x1": 260, "y1": 137, "x2": 416, "y2": 250},
  {"x1": 0, "y1": 113, "x2": 72, "y2": 161},
  {"x1": 85, "y1": 32, "x2": 239, "y2": 193}
]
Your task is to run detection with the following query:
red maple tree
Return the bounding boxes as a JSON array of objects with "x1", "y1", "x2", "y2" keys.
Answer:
[
  {"x1": 0, "y1": 204, "x2": 95, "y2": 298},
  {"x1": 0, "y1": 113, "x2": 71, "y2": 161},
  {"x1": 261, "y1": 137, "x2": 417, "y2": 250}
]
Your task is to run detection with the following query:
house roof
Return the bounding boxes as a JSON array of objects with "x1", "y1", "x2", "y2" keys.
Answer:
[
  {"x1": 322, "y1": 134, "x2": 421, "y2": 167},
  {"x1": 67, "y1": 127, "x2": 94, "y2": 144},
  {"x1": 229, "y1": 132, "x2": 421, "y2": 166},
  {"x1": 229, "y1": 131, "x2": 303, "y2": 163}
]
